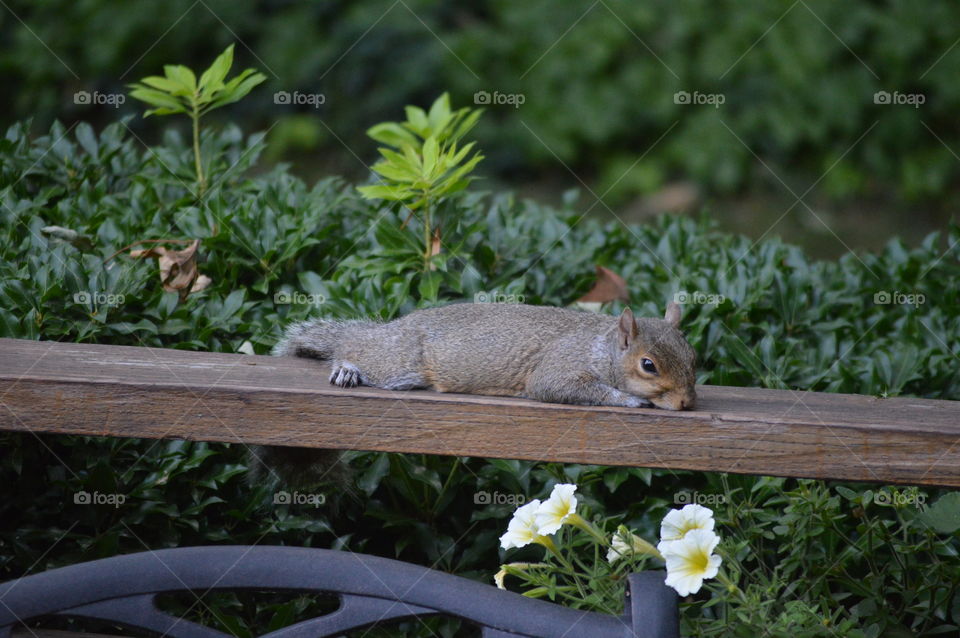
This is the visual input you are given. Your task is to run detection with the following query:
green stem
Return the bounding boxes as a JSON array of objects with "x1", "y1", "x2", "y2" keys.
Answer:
[
  {"x1": 422, "y1": 198, "x2": 432, "y2": 271},
  {"x1": 192, "y1": 102, "x2": 206, "y2": 198},
  {"x1": 630, "y1": 535, "x2": 664, "y2": 560},
  {"x1": 714, "y1": 569, "x2": 748, "y2": 603},
  {"x1": 432, "y1": 457, "x2": 460, "y2": 515},
  {"x1": 535, "y1": 535, "x2": 575, "y2": 572},
  {"x1": 537, "y1": 533, "x2": 592, "y2": 604},
  {"x1": 566, "y1": 513, "x2": 609, "y2": 546},
  {"x1": 522, "y1": 585, "x2": 577, "y2": 599}
]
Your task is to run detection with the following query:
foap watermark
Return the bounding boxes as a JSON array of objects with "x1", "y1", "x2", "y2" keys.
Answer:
[
  {"x1": 674, "y1": 90, "x2": 725, "y2": 108},
  {"x1": 873, "y1": 90, "x2": 925, "y2": 108},
  {"x1": 274, "y1": 290, "x2": 326, "y2": 306},
  {"x1": 74, "y1": 91, "x2": 126, "y2": 108},
  {"x1": 474, "y1": 90, "x2": 525, "y2": 108},
  {"x1": 474, "y1": 290, "x2": 525, "y2": 304},
  {"x1": 474, "y1": 490, "x2": 527, "y2": 506},
  {"x1": 73, "y1": 291, "x2": 125, "y2": 307},
  {"x1": 873, "y1": 489, "x2": 926, "y2": 507},
  {"x1": 274, "y1": 91, "x2": 326, "y2": 108},
  {"x1": 674, "y1": 290, "x2": 725, "y2": 306},
  {"x1": 74, "y1": 490, "x2": 126, "y2": 508},
  {"x1": 674, "y1": 491, "x2": 726, "y2": 506},
  {"x1": 873, "y1": 290, "x2": 925, "y2": 307},
  {"x1": 273, "y1": 490, "x2": 326, "y2": 507}
]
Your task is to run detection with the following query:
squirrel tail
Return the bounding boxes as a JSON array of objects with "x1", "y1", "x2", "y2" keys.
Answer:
[{"x1": 272, "y1": 318, "x2": 342, "y2": 359}]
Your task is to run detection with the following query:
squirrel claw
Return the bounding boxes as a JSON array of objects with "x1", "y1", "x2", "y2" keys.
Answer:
[
  {"x1": 329, "y1": 363, "x2": 361, "y2": 388},
  {"x1": 624, "y1": 396, "x2": 654, "y2": 409}
]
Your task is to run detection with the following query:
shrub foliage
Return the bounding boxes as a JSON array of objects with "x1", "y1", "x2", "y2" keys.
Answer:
[{"x1": 1, "y1": 119, "x2": 959, "y2": 636}]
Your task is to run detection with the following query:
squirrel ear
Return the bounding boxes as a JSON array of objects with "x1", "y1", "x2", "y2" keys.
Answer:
[
  {"x1": 617, "y1": 307, "x2": 638, "y2": 350},
  {"x1": 664, "y1": 301, "x2": 681, "y2": 328}
]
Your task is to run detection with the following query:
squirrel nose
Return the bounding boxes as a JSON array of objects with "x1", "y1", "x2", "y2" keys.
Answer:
[{"x1": 679, "y1": 392, "x2": 696, "y2": 411}]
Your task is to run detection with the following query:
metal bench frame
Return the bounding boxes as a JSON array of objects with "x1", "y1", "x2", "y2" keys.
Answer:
[{"x1": 0, "y1": 546, "x2": 678, "y2": 638}]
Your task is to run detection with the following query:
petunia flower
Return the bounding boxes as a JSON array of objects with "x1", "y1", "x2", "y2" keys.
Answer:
[
  {"x1": 493, "y1": 562, "x2": 548, "y2": 590},
  {"x1": 606, "y1": 528, "x2": 635, "y2": 564},
  {"x1": 661, "y1": 528, "x2": 723, "y2": 596},
  {"x1": 534, "y1": 484, "x2": 578, "y2": 535},
  {"x1": 499, "y1": 499, "x2": 543, "y2": 550},
  {"x1": 607, "y1": 525, "x2": 663, "y2": 563},
  {"x1": 493, "y1": 567, "x2": 508, "y2": 589},
  {"x1": 657, "y1": 504, "x2": 715, "y2": 554}
]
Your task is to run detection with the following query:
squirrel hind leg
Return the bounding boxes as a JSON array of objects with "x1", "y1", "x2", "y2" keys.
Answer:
[
  {"x1": 329, "y1": 361, "x2": 362, "y2": 387},
  {"x1": 380, "y1": 371, "x2": 428, "y2": 391},
  {"x1": 328, "y1": 361, "x2": 427, "y2": 391}
]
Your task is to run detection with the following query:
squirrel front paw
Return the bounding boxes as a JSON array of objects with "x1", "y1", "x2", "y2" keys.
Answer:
[
  {"x1": 623, "y1": 396, "x2": 654, "y2": 409},
  {"x1": 605, "y1": 388, "x2": 653, "y2": 408},
  {"x1": 329, "y1": 362, "x2": 362, "y2": 387}
]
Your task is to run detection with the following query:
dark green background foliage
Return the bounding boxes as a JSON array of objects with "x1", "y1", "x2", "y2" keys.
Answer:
[
  {"x1": 2, "y1": 120, "x2": 959, "y2": 636},
  {"x1": 4, "y1": 0, "x2": 960, "y2": 207}
]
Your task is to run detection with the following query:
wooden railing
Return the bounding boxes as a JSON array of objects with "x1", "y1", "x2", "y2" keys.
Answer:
[{"x1": 2, "y1": 338, "x2": 958, "y2": 487}]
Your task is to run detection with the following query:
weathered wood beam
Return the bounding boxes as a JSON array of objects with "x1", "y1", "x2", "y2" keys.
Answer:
[{"x1": 1, "y1": 338, "x2": 958, "y2": 486}]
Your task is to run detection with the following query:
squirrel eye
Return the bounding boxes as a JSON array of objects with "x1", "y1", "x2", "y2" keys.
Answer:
[{"x1": 641, "y1": 358, "x2": 657, "y2": 374}]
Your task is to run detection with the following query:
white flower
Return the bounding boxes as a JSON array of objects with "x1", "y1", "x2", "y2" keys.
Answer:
[
  {"x1": 499, "y1": 499, "x2": 542, "y2": 549},
  {"x1": 606, "y1": 530, "x2": 634, "y2": 564},
  {"x1": 494, "y1": 562, "x2": 546, "y2": 589},
  {"x1": 607, "y1": 526, "x2": 662, "y2": 563},
  {"x1": 494, "y1": 568, "x2": 508, "y2": 589},
  {"x1": 534, "y1": 484, "x2": 578, "y2": 535},
  {"x1": 661, "y1": 529, "x2": 722, "y2": 596},
  {"x1": 657, "y1": 504, "x2": 715, "y2": 553}
]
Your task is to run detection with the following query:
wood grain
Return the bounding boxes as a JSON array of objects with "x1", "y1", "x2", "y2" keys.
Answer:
[{"x1": 1, "y1": 338, "x2": 959, "y2": 486}]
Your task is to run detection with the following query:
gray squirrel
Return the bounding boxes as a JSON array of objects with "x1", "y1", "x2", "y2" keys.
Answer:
[{"x1": 253, "y1": 302, "x2": 697, "y2": 487}]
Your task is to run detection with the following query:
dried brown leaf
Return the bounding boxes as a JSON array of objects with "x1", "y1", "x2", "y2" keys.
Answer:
[
  {"x1": 130, "y1": 239, "x2": 210, "y2": 300},
  {"x1": 577, "y1": 265, "x2": 630, "y2": 303},
  {"x1": 191, "y1": 274, "x2": 213, "y2": 293}
]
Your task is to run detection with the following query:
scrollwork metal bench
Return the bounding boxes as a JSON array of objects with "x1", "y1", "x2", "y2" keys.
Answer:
[{"x1": 0, "y1": 546, "x2": 678, "y2": 638}]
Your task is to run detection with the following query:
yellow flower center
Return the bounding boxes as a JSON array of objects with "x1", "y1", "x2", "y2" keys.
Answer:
[{"x1": 691, "y1": 547, "x2": 710, "y2": 572}]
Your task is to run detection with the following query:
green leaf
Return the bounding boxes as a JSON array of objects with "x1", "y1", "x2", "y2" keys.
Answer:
[
  {"x1": 357, "y1": 184, "x2": 413, "y2": 201},
  {"x1": 75, "y1": 123, "x2": 98, "y2": 157},
  {"x1": 128, "y1": 87, "x2": 186, "y2": 113},
  {"x1": 418, "y1": 271, "x2": 442, "y2": 300},
  {"x1": 377, "y1": 147, "x2": 417, "y2": 171},
  {"x1": 358, "y1": 453, "x2": 390, "y2": 496},
  {"x1": 218, "y1": 289, "x2": 245, "y2": 321},
  {"x1": 139, "y1": 75, "x2": 190, "y2": 96},
  {"x1": 204, "y1": 69, "x2": 267, "y2": 111},
  {"x1": 426, "y1": 92, "x2": 452, "y2": 132},
  {"x1": 404, "y1": 105, "x2": 429, "y2": 136},
  {"x1": 603, "y1": 467, "x2": 630, "y2": 493},
  {"x1": 918, "y1": 492, "x2": 960, "y2": 534},
  {"x1": 163, "y1": 64, "x2": 197, "y2": 92},
  {"x1": 371, "y1": 161, "x2": 418, "y2": 183},
  {"x1": 444, "y1": 152, "x2": 484, "y2": 181},
  {"x1": 373, "y1": 217, "x2": 420, "y2": 252},
  {"x1": 422, "y1": 136, "x2": 439, "y2": 177},
  {"x1": 448, "y1": 141, "x2": 477, "y2": 166},
  {"x1": 143, "y1": 107, "x2": 185, "y2": 117},
  {"x1": 368, "y1": 123, "x2": 419, "y2": 149},
  {"x1": 451, "y1": 108, "x2": 482, "y2": 143},
  {"x1": 401, "y1": 144, "x2": 422, "y2": 171},
  {"x1": 835, "y1": 486, "x2": 860, "y2": 501},
  {"x1": 199, "y1": 44, "x2": 234, "y2": 93}
]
